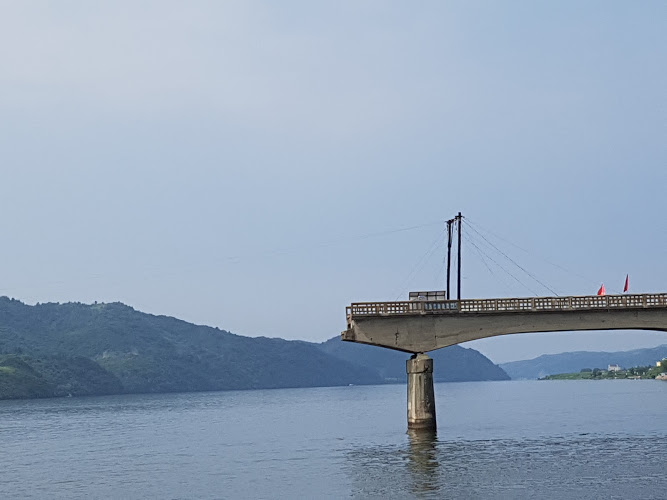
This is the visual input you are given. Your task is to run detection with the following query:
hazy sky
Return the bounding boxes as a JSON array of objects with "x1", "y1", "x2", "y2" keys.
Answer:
[{"x1": 1, "y1": 1, "x2": 665, "y2": 363}]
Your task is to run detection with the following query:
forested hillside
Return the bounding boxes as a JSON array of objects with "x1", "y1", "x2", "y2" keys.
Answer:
[{"x1": 0, "y1": 297, "x2": 509, "y2": 399}]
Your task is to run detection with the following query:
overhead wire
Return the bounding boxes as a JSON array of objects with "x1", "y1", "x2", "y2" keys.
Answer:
[
  {"x1": 464, "y1": 231, "x2": 541, "y2": 296},
  {"x1": 3, "y1": 220, "x2": 446, "y2": 299},
  {"x1": 392, "y1": 228, "x2": 445, "y2": 300},
  {"x1": 465, "y1": 217, "x2": 604, "y2": 291},
  {"x1": 464, "y1": 220, "x2": 560, "y2": 296},
  {"x1": 216, "y1": 220, "x2": 445, "y2": 264},
  {"x1": 463, "y1": 232, "x2": 515, "y2": 295}
]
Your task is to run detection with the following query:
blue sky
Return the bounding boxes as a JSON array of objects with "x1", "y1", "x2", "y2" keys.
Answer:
[{"x1": 1, "y1": 1, "x2": 665, "y2": 362}]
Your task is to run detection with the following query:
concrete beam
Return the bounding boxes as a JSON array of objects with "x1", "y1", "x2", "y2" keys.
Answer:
[{"x1": 342, "y1": 308, "x2": 667, "y2": 353}]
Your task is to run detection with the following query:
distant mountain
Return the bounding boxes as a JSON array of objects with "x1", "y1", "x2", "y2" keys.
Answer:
[
  {"x1": 318, "y1": 337, "x2": 510, "y2": 383},
  {"x1": 0, "y1": 297, "x2": 383, "y2": 398},
  {"x1": 501, "y1": 344, "x2": 667, "y2": 380},
  {"x1": 0, "y1": 297, "x2": 508, "y2": 400}
]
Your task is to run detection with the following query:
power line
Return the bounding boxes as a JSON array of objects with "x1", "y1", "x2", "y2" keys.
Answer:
[
  {"x1": 464, "y1": 232, "x2": 541, "y2": 296},
  {"x1": 463, "y1": 233, "x2": 514, "y2": 295},
  {"x1": 392, "y1": 229, "x2": 445, "y2": 300},
  {"x1": 464, "y1": 220, "x2": 559, "y2": 296},
  {"x1": 465, "y1": 217, "x2": 606, "y2": 291},
  {"x1": 220, "y1": 220, "x2": 445, "y2": 264}
]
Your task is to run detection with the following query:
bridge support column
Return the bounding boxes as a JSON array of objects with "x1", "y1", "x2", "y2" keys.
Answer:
[{"x1": 406, "y1": 353, "x2": 436, "y2": 431}]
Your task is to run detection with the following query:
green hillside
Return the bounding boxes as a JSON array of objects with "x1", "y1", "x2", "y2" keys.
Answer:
[
  {"x1": 0, "y1": 297, "x2": 509, "y2": 400},
  {"x1": 0, "y1": 356, "x2": 53, "y2": 399}
]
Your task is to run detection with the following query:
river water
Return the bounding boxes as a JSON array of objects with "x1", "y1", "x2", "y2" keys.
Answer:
[{"x1": 0, "y1": 380, "x2": 665, "y2": 499}]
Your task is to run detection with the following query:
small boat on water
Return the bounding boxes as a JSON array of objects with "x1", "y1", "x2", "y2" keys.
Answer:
[{"x1": 655, "y1": 373, "x2": 667, "y2": 381}]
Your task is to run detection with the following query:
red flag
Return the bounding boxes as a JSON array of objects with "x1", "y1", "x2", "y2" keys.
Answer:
[
  {"x1": 623, "y1": 274, "x2": 629, "y2": 293},
  {"x1": 597, "y1": 284, "x2": 606, "y2": 296}
]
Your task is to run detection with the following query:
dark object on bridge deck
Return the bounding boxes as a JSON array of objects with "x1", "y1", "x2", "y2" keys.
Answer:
[{"x1": 408, "y1": 291, "x2": 446, "y2": 301}]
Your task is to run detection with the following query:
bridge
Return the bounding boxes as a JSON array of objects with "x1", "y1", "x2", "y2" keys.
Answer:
[{"x1": 342, "y1": 292, "x2": 667, "y2": 430}]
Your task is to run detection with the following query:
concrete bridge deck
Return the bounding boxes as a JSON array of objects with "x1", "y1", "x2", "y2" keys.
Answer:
[{"x1": 342, "y1": 293, "x2": 667, "y2": 353}]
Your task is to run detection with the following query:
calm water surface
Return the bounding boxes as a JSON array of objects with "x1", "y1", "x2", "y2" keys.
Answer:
[{"x1": 1, "y1": 380, "x2": 666, "y2": 499}]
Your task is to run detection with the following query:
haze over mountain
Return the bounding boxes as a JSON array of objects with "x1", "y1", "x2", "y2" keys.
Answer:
[
  {"x1": 501, "y1": 344, "x2": 667, "y2": 380},
  {"x1": 0, "y1": 297, "x2": 508, "y2": 399}
]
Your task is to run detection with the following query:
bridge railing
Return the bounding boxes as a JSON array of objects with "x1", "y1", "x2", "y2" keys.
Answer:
[{"x1": 347, "y1": 293, "x2": 667, "y2": 318}]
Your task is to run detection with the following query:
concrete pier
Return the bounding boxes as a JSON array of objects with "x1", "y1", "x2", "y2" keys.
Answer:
[{"x1": 406, "y1": 353, "x2": 436, "y2": 430}]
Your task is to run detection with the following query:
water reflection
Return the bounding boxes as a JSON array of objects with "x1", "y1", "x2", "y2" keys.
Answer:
[
  {"x1": 406, "y1": 429, "x2": 440, "y2": 496},
  {"x1": 343, "y1": 430, "x2": 443, "y2": 499},
  {"x1": 346, "y1": 431, "x2": 667, "y2": 499}
]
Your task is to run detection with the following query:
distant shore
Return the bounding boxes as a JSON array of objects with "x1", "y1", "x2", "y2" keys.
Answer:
[{"x1": 540, "y1": 366, "x2": 666, "y2": 381}]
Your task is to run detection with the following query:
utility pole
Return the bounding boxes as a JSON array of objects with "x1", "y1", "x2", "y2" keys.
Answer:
[
  {"x1": 445, "y1": 212, "x2": 463, "y2": 300},
  {"x1": 456, "y1": 212, "x2": 462, "y2": 300},
  {"x1": 446, "y1": 218, "x2": 454, "y2": 300}
]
